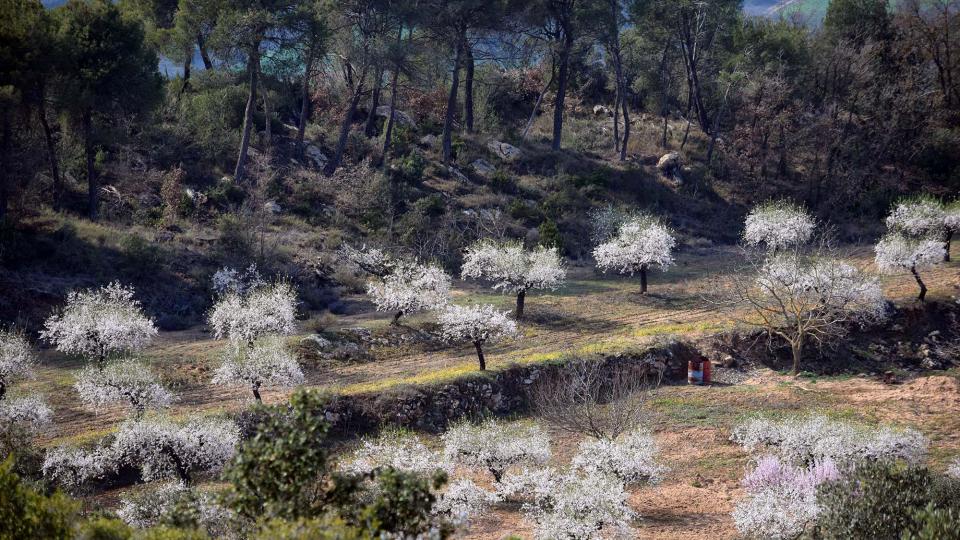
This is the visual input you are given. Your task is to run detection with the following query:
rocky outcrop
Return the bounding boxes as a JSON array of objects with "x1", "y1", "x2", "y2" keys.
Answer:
[
  {"x1": 375, "y1": 106, "x2": 417, "y2": 129},
  {"x1": 470, "y1": 159, "x2": 496, "y2": 177},
  {"x1": 487, "y1": 140, "x2": 522, "y2": 161}
]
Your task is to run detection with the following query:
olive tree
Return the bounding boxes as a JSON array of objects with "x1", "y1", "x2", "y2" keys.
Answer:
[
  {"x1": 593, "y1": 214, "x2": 675, "y2": 294},
  {"x1": 461, "y1": 240, "x2": 566, "y2": 319},
  {"x1": 437, "y1": 304, "x2": 518, "y2": 370}
]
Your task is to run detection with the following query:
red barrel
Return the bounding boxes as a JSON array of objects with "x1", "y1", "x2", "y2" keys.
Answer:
[{"x1": 688, "y1": 360, "x2": 712, "y2": 385}]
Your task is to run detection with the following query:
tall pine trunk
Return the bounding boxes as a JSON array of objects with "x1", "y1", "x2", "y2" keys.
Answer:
[
  {"x1": 198, "y1": 33, "x2": 213, "y2": 70},
  {"x1": 552, "y1": 36, "x2": 573, "y2": 151},
  {"x1": 464, "y1": 44, "x2": 475, "y2": 133},
  {"x1": 179, "y1": 52, "x2": 192, "y2": 96},
  {"x1": 38, "y1": 99, "x2": 61, "y2": 211},
  {"x1": 620, "y1": 87, "x2": 631, "y2": 161},
  {"x1": 83, "y1": 109, "x2": 98, "y2": 221},
  {"x1": 364, "y1": 67, "x2": 383, "y2": 137},
  {"x1": 296, "y1": 46, "x2": 315, "y2": 158},
  {"x1": 235, "y1": 49, "x2": 260, "y2": 182},
  {"x1": 262, "y1": 72, "x2": 272, "y2": 150},
  {"x1": 383, "y1": 65, "x2": 401, "y2": 160},
  {"x1": 326, "y1": 77, "x2": 366, "y2": 175},
  {"x1": 442, "y1": 42, "x2": 463, "y2": 165}
]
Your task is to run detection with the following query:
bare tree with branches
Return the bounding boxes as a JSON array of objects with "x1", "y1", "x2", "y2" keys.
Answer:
[{"x1": 533, "y1": 357, "x2": 662, "y2": 441}]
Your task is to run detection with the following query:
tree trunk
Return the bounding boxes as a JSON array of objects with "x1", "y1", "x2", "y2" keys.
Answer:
[
  {"x1": 911, "y1": 265, "x2": 928, "y2": 301},
  {"x1": 681, "y1": 118, "x2": 692, "y2": 150},
  {"x1": 0, "y1": 110, "x2": 10, "y2": 222},
  {"x1": 383, "y1": 64, "x2": 401, "y2": 160},
  {"x1": 619, "y1": 82, "x2": 631, "y2": 162},
  {"x1": 198, "y1": 33, "x2": 213, "y2": 70},
  {"x1": 296, "y1": 46, "x2": 315, "y2": 158},
  {"x1": 262, "y1": 74, "x2": 272, "y2": 150},
  {"x1": 442, "y1": 41, "x2": 463, "y2": 165},
  {"x1": 464, "y1": 43, "x2": 475, "y2": 133},
  {"x1": 179, "y1": 52, "x2": 192, "y2": 96},
  {"x1": 790, "y1": 340, "x2": 803, "y2": 375},
  {"x1": 391, "y1": 310, "x2": 403, "y2": 325},
  {"x1": 364, "y1": 67, "x2": 383, "y2": 137},
  {"x1": 38, "y1": 98, "x2": 61, "y2": 211},
  {"x1": 552, "y1": 36, "x2": 573, "y2": 151},
  {"x1": 661, "y1": 115, "x2": 668, "y2": 148},
  {"x1": 474, "y1": 340, "x2": 486, "y2": 370},
  {"x1": 252, "y1": 381, "x2": 262, "y2": 403},
  {"x1": 612, "y1": 88, "x2": 621, "y2": 153},
  {"x1": 83, "y1": 108, "x2": 98, "y2": 221},
  {"x1": 639, "y1": 265, "x2": 648, "y2": 294},
  {"x1": 325, "y1": 81, "x2": 365, "y2": 176},
  {"x1": 944, "y1": 230, "x2": 953, "y2": 262},
  {"x1": 522, "y1": 63, "x2": 555, "y2": 141},
  {"x1": 235, "y1": 49, "x2": 260, "y2": 182},
  {"x1": 515, "y1": 290, "x2": 526, "y2": 319}
]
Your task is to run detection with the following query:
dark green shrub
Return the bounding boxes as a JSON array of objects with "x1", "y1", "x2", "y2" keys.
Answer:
[
  {"x1": 207, "y1": 177, "x2": 247, "y2": 209},
  {"x1": 76, "y1": 517, "x2": 133, "y2": 540},
  {"x1": 393, "y1": 152, "x2": 426, "y2": 184},
  {"x1": 120, "y1": 234, "x2": 163, "y2": 279},
  {"x1": 489, "y1": 170, "x2": 516, "y2": 193},
  {"x1": 0, "y1": 457, "x2": 77, "y2": 540},
  {"x1": 902, "y1": 503, "x2": 960, "y2": 540},
  {"x1": 358, "y1": 468, "x2": 450, "y2": 538},
  {"x1": 538, "y1": 219, "x2": 562, "y2": 251},
  {"x1": 253, "y1": 517, "x2": 368, "y2": 540},
  {"x1": 814, "y1": 462, "x2": 957, "y2": 540}
]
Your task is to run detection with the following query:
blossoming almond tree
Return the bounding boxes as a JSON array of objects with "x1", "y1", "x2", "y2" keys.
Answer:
[
  {"x1": 874, "y1": 233, "x2": 945, "y2": 301},
  {"x1": 442, "y1": 419, "x2": 551, "y2": 482},
  {"x1": 437, "y1": 304, "x2": 519, "y2": 370},
  {"x1": 74, "y1": 361, "x2": 173, "y2": 419},
  {"x1": 41, "y1": 282, "x2": 158, "y2": 369},
  {"x1": 886, "y1": 196, "x2": 952, "y2": 262},
  {"x1": 337, "y1": 243, "x2": 394, "y2": 278},
  {"x1": 0, "y1": 329, "x2": 36, "y2": 401},
  {"x1": 208, "y1": 281, "x2": 302, "y2": 402},
  {"x1": 211, "y1": 336, "x2": 304, "y2": 403},
  {"x1": 743, "y1": 200, "x2": 816, "y2": 251},
  {"x1": 367, "y1": 260, "x2": 452, "y2": 325},
  {"x1": 111, "y1": 416, "x2": 240, "y2": 485},
  {"x1": 593, "y1": 214, "x2": 675, "y2": 294},
  {"x1": 944, "y1": 200, "x2": 960, "y2": 261},
  {"x1": 461, "y1": 240, "x2": 566, "y2": 319},
  {"x1": 0, "y1": 395, "x2": 52, "y2": 456}
]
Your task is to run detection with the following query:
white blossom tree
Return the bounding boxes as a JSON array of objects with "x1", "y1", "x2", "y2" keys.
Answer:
[
  {"x1": 338, "y1": 243, "x2": 394, "y2": 278},
  {"x1": 111, "y1": 416, "x2": 240, "y2": 485},
  {"x1": 74, "y1": 361, "x2": 173, "y2": 419},
  {"x1": 117, "y1": 482, "x2": 234, "y2": 535},
  {"x1": 718, "y1": 239, "x2": 887, "y2": 374},
  {"x1": 437, "y1": 304, "x2": 519, "y2": 370},
  {"x1": 874, "y1": 233, "x2": 945, "y2": 301},
  {"x1": 743, "y1": 200, "x2": 816, "y2": 252},
  {"x1": 367, "y1": 260, "x2": 452, "y2": 325},
  {"x1": 886, "y1": 196, "x2": 952, "y2": 262},
  {"x1": 42, "y1": 445, "x2": 116, "y2": 492},
  {"x1": 0, "y1": 395, "x2": 52, "y2": 456},
  {"x1": 340, "y1": 431, "x2": 453, "y2": 477},
  {"x1": 0, "y1": 329, "x2": 36, "y2": 401},
  {"x1": 211, "y1": 263, "x2": 265, "y2": 297},
  {"x1": 593, "y1": 214, "x2": 676, "y2": 294},
  {"x1": 208, "y1": 281, "x2": 297, "y2": 346},
  {"x1": 442, "y1": 419, "x2": 550, "y2": 482},
  {"x1": 571, "y1": 428, "x2": 668, "y2": 485},
  {"x1": 41, "y1": 282, "x2": 158, "y2": 369},
  {"x1": 211, "y1": 336, "x2": 304, "y2": 403},
  {"x1": 461, "y1": 240, "x2": 566, "y2": 319},
  {"x1": 209, "y1": 281, "x2": 302, "y2": 402}
]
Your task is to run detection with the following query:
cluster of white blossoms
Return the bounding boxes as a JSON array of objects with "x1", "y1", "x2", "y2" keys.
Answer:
[
  {"x1": 461, "y1": 240, "x2": 566, "y2": 295},
  {"x1": 117, "y1": 481, "x2": 234, "y2": 535},
  {"x1": 442, "y1": 419, "x2": 551, "y2": 482},
  {"x1": 338, "y1": 243, "x2": 394, "y2": 277},
  {"x1": 743, "y1": 200, "x2": 816, "y2": 251},
  {"x1": 43, "y1": 445, "x2": 116, "y2": 491},
  {"x1": 340, "y1": 431, "x2": 452, "y2": 477},
  {"x1": 41, "y1": 282, "x2": 158, "y2": 365},
  {"x1": 75, "y1": 361, "x2": 173, "y2": 419},
  {"x1": 874, "y1": 233, "x2": 945, "y2": 274},
  {"x1": 208, "y1": 281, "x2": 297, "y2": 344},
  {"x1": 593, "y1": 214, "x2": 676, "y2": 275},
  {"x1": 437, "y1": 304, "x2": 519, "y2": 369},
  {"x1": 757, "y1": 257, "x2": 887, "y2": 320},
  {"x1": 731, "y1": 415, "x2": 928, "y2": 539},
  {"x1": 433, "y1": 478, "x2": 500, "y2": 526},
  {"x1": 0, "y1": 395, "x2": 52, "y2": 452},
  {"x1": 885, "y1": 197, "x2": 948, "y2": 237},
  {"x1": 731, "y1": 415, "x2": 928, "y2": 468},
  {"x1": 0, "y1": 329, "x2": 36, "y2": 396},
  {"x1": 571, "y1": 429, "x2": 669, "y2": 485},
  {"x1": 211, "y1": 263, "x2": 265, "y2": 297},
  {"x1": 366, "y1": 260, "x2": 452, "y2": 321},
  {"x1": 111, "y1": 416, "x2": 240, "y2": 483},
  {"x1": 211, "y1": 336, "x2": 305, "y2": 399},
  {"x1": 499, "y1": 466, "x2": 635, "y2": 540}
]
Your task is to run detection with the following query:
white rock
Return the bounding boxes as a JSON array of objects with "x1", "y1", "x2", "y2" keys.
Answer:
[
  {"x1": 263, "y1": 200, "x2": 281, "y2": 214},
  {"x1": 420, "y1": 134, "x2": 438, "y2": 147},
  {"x1": 305, "y1": 145, "x2": 328, "y2": 168},
  {"x1": 450, "y1": 168, "x2": 469, "y2": 183},
  {"x1": 656, "y1": 152, "x2": 682, "y2": 172},
  {"x1": 487, "y1": 140, "x2": 522, "y2": 162},
  {"x1": 593, "y1": 105, "x2": 611, "y2": 116},
  {"x1": 375, "y1": 106, "x2": 417, "y2": 129}
]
